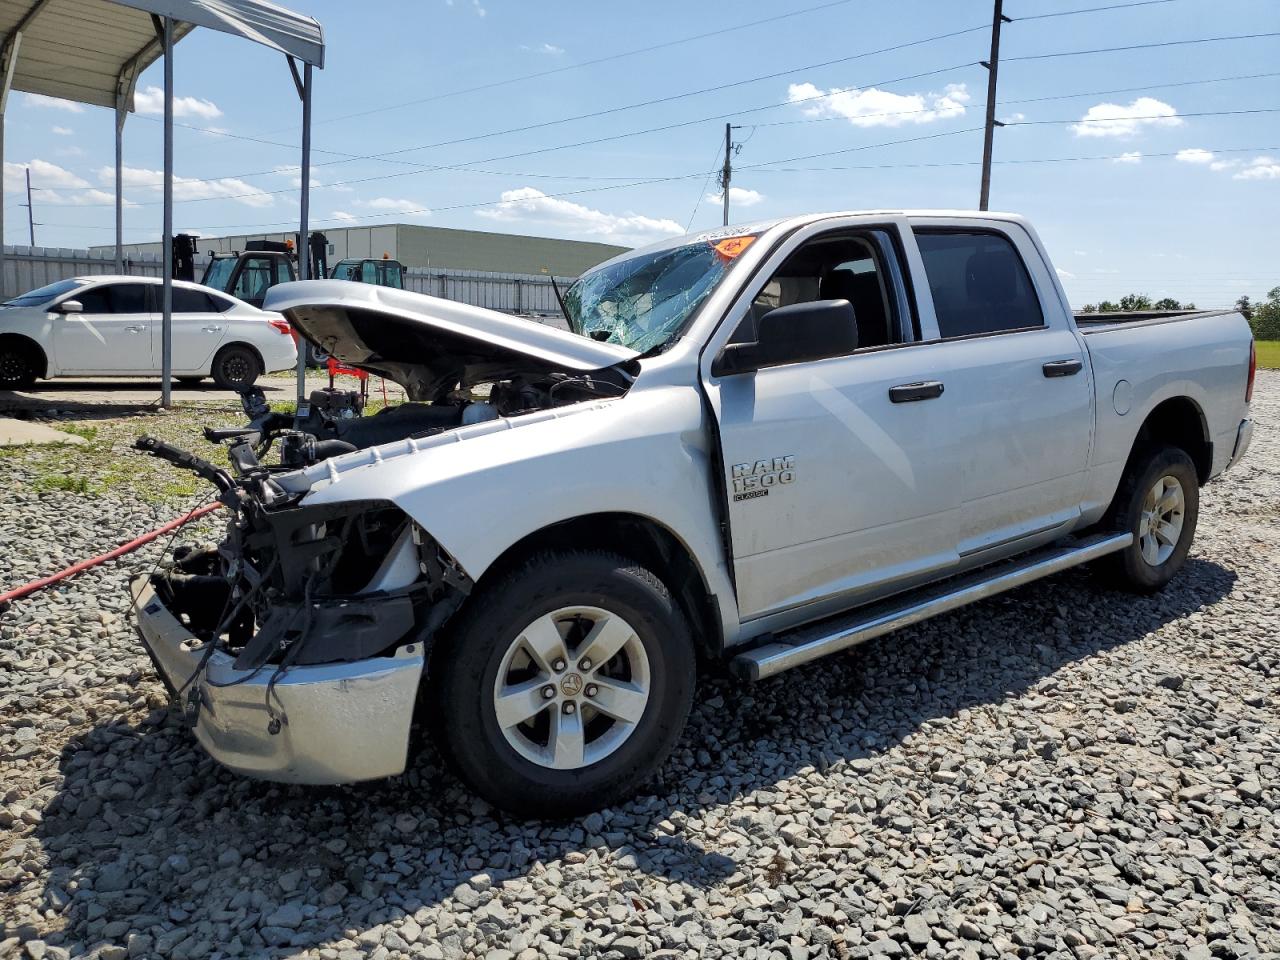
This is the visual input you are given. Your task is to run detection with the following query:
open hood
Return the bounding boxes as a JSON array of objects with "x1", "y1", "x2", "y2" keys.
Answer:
[{"x1": 263, "y1": 281, "x2": 638, "y2": 400}]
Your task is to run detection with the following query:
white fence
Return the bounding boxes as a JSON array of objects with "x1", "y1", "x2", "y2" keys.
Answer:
[{"x1": 1, "y1": 246, "x2": 575, "y2": 318}]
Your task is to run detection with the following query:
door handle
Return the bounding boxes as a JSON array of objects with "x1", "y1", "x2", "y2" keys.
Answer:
[
  {"x1": 123, "y1": 325, "x2": 146, "y2": 333},
  {"x1": 1042, "y1": 358, "x2": 1083, "y2": 378},
  {"x1": 202, "y1": 325, "x2": 224, "y2": 333},
  {"x1": 889, "y1": 381, "x2": 945, "y2": 403}
]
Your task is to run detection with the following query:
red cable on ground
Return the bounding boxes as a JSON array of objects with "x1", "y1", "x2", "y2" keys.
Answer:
[{"x1": 0, "y1": 502, "x2": 223, "y2": 613}]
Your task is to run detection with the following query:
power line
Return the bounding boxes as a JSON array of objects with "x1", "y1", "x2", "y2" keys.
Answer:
[
  {"x1": 746, "y1": 144, "x2": 1279, "y2": 172},
  {"x1": 1003, "y1": 31, "x2": 1280, "y2": 64},
  {"x1": 1011, "y1": 0, "x2": 1178, "y2": 21}
]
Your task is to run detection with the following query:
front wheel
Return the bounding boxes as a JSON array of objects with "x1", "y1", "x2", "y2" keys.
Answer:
[
  {"x1": 432, "y1": 551, "x2": 696, "y2": 818},
  {"x1": 0, "y1": 341, "x2": 40, "y2": 389},
  {"x1": 1095, "y1": 445, "x2": 1199, "y2": 592}
]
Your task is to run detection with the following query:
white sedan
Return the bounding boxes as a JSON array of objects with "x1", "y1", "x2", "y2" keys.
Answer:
[{"x1": 0, "y1": 275, "x2": 298, "y2": 391}]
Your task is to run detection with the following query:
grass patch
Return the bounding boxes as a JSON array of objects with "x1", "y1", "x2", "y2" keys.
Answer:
[
  {"x1": 1256, "y1": 340, "x2": 1280, "y2": 370},
  {"x1": 55, "y1": 423, "x2": 99, "y2": 442},
  {"x1": 33, "y1": 473, "x2": 90, "y2": 494}
]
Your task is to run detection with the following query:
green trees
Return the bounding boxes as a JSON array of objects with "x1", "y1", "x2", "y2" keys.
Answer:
[
  {"x1": 1079, "y1": 293, "x2": 1194, "y2": 313},
  {"x1": 1248, "y1": 288, "x2": 1280, "y2": 340}
]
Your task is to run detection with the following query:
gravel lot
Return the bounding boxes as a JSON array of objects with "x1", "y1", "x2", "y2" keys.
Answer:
[{"x1": 1, "y1": 374, "x2": 1277, "y2": 960}]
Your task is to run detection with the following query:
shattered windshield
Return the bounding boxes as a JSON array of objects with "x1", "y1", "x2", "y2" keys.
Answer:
[{"x1": 563, "y1": 235, "x2": 756, "y2": 353}]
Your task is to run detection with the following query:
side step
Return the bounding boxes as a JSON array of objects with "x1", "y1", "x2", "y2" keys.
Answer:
[{"x1": 730, "y1": 531, "x2": 1132, "y2": 681}]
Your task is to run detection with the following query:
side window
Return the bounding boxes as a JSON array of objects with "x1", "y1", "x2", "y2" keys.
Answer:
[
  {"x1": 206, "y1": 293, "x2": 235, "y2": 313},
  {"x1": 914, "y1": 230, "x2": 1044, "y2": 338},
  {"x1": 108, "y1": 284, "x2": 150, "y2": 313},
  {"x1": 73, "y1": 286, "x2": 113, "y2": 314},
  {"x1": 731, "y1": 232, "x2": 903, "y2": 353},
  {"x1": 233, "y1": 260, "x2": 273, "y2": 302},
  {"x1": 172, "y1": 287, "x2": 216, "y2": 312}
]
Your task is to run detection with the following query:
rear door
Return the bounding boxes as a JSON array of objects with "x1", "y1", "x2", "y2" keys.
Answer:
[
  {"x1": 702, "y1": 219, "x2": 963, "y2": 624},
  {"x1": 167, "y1": 286, "x2": 230, "y2": 371},
  {"x1": 908, "y1": 220, "x2": 1093, "y2": 558},
  {"x1": 51, "y1": 281, "x2": 155, "y2": 373}
]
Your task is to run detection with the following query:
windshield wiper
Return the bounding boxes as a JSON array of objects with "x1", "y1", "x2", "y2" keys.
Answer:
[{"x1": 549, "y1": 275, "x2": 573, "y2": 331}]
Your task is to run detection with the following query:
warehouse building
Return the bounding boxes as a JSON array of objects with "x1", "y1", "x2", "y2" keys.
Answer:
[{"x1": 99, "y1": 223, "x2": 630, "y2": 277}]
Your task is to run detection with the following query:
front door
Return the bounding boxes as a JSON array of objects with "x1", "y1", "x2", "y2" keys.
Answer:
[
  {"x1": 52, "y1": 282, "x2": 154, "y2": 373},
  {"x1": 705, "y1": 227, "x2": 961, "y2": 623}
]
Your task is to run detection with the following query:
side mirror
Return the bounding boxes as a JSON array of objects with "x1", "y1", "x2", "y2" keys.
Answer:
[
  {"x1": 56, "y1": 299, "x2": 83, "y2": 314},
  {"x1": 712, "y1": 299, "x2": 858, "y2": 376}
]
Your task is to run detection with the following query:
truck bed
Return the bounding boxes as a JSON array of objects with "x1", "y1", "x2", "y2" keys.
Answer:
[{"x1": 1073, "y1": 308, "x2": 1236, "y2": 331}]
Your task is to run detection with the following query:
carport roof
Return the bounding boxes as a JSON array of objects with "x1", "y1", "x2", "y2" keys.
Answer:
[{"x1": 1, "y1": 0, "x2": 323, "y2": 111}]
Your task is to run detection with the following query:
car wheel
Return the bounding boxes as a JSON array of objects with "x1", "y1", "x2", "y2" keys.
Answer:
[
  {"x1": 0, "y1": 341, "x2": 40, "y2": 389},
  {"x1": 211, "y1": 345, "x2": 261, "y2": 391},
  {"x1": 1095, "y1": 445, "x2": 1199, "y2": 593},
  {"x1": 432, "y1": 551, "x2": 696, "y2": 818}
]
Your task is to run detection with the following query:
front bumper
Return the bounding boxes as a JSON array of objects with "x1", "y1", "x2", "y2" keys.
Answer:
[
  {"x1": 1229, "y1": 418, "x2": 1254, "y2": 470},
  {"x1": 130, "y1": 575, "x2": 424, "y2": 784}
]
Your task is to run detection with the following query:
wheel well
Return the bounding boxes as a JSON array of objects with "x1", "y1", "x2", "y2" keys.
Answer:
[
  {"x1": 213, "y1": 341, "x2": 264, "y2": 374},
  {"x1": 1133, "y1": 396, "x2": 1212, "y2": 484},
  {"x1": 0, "y1": 334, "x2": 48, "y2": 377},
  {"x1": 474, "y1": 513, "x2": 724, "y2": 662}
]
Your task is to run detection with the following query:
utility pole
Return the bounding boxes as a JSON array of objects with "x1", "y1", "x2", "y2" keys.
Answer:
[
  {"x1": 22, "y1": 166, "x2": 35, "y2": 245},
  {"x1": 720, "y1": 122, "x2": 733, "y2": 226},
  {"x1": 978, "y1": 0, "x2": 1010, "y2": 211}
]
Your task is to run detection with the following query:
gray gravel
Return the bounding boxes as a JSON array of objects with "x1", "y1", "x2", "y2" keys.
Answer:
[{"x1": 2, "y1": 373, "x2": 1278, "y2": 960}]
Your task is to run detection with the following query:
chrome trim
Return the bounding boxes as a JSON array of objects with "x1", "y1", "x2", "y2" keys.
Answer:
[
  {"x1": 131, "y1": 576, "x2": 424, "y2": 784},
  {"x1": 731, "y1": 532, "x2": 1132, "y2": 681},
  {"x1": 1229, "y1": 418, "x2": 1253, "y2": 470}
]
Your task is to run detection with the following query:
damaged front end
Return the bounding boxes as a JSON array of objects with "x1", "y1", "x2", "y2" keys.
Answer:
[
  {"x1": 131, "y1": 463, "x2": 472, "y2": 782},
  {"x1": 129, "y1": 283, "x2": 639, "y2": 783}
]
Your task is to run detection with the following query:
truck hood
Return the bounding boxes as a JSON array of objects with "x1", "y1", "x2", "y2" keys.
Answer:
[{"x1": 262, "y1": 280, "x2": 638, "y2": 400}]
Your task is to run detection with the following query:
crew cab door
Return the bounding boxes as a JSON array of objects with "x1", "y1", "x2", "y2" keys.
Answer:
[
  {"x1": 166, "y1": 286, "x2": 231, "y2": 371},
  {"x1": 51, "y1": 281, "x2": 154, "y2": 373},
  {"x1": 907, "y1": 219, "x2": 1092, "y2": 557},
  {"x1": 702, "y1": 220, "x2": 963, "y2": 624}
]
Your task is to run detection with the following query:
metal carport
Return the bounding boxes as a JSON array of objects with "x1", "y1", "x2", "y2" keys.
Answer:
[{"x1": 0, "y1": 0, "x2": 323, "y2": 406}]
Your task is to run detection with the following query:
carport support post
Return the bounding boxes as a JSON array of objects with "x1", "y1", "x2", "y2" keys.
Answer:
[
  {"x1": 114, "y1": 100, "x2": 125, "y2": 274},
  {"x1": 160, "y1": 16, "x2": 174, "y2": 408},
  {"x1": 294, "y1": 59, "x2": 313, "y2": 408},
  {"x1": 0, "y1": 33, "x2": 20, "y2": 300}
]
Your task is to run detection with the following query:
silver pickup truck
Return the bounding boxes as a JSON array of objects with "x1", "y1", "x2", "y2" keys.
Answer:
[{"x1": 132, "y1": 210, "x2": 1256, "y2": 816}]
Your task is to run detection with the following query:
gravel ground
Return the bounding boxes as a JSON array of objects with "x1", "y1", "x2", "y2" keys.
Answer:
[{"x1": 1, "y1": 374, "x2": 1277, "y2": 960}]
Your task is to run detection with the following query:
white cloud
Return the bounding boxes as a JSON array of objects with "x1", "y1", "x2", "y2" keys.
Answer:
[
  {"x1": 1209, "y1": 158, "x2": 1240, "y2": 172},
  {"x1": 1112, "y1": 151, "x2": 1143, "y2": 164},
  {"x1": 1001, "y1": 112, "x2": 1026, "y2": 124},
  {"x1": 472, "y1": 0, "x2": 486, "y2": 15},
  {"x1": 51, "y1": 126, "x2": 74, "y2": 136},
  {"x1": 332, "y1": 210, "x2": 357, "y2": 222},
  {"x1": 365, "y1": 197, "x2": 426, "y2": 214},
  {"x1": 1056, "y1": 267, "x2": 1076, "y2": 280},
  {"x1": 4, "y1": 159, "x2": 90, "y2": 192},
  {"x1": 477, "y1": 187, "x2": 683, "y2": 243},
  {"x1": 98, "y1": 165, "x2": 273, "y2": 207},
  {"x1": 133, "y1": 85, "x2": 223, "y2": 120},
  {"x1": 705, "y1": 186, "x2": 765, "y2": 208},
  {"x1": 1234, "y1": 156, "x2": 1280, "y2": 181},
  {"x1": 24, "y1": 93, "x2": 83, "y2": 113},
  {"x1": 273, "y1": 164, "x2": 321, "y2": 188},
  {"x1": 1070, "y1": 97, "x2": 1181, "y2": 138},
  {"x1": 787, "y1": 81, "x2": 969, "y2": 127},
  {"x1": 1175, "y1": 148, "x2": 1215, "y2": 165},
  {"x1": 523, "y1": 42, "x2": 564, "y2": 54}
]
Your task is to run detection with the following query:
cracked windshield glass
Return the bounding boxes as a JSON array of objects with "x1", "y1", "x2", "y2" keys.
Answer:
[{"x1": 563, "y1": 234, "x2": 757, "y2": 353}]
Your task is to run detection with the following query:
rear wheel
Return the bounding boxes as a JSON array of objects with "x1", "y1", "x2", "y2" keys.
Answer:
[
  {"x1": 432, "y1": 551, "x2": 696, "y2": 818},
  {"x1": 0, "y1": 340, "x2": 40, "y2": 389},
  {"x1": 211, "y1": 345, "x2": 261, "y2": 391},
  {"x1": 1095, "y1": 445, "x2": 1199, "y2": 592}
]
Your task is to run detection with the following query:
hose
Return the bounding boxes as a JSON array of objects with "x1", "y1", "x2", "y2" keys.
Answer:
[{"x1": 0, "y1": 503, "x2": 224, "y2": 614}]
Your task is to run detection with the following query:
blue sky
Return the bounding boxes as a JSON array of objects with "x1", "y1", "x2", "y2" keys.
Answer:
[{"x1": 2, "y1": 0, "x2": 1277, "y2": 307}]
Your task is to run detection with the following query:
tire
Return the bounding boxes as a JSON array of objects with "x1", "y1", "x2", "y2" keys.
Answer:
[
  {"x1": 1095, "y1": 445, "x2": 1199, "y2": 593},
  {"x1": 211, "y1": 345, "x2": 261, "y2": 391},
  {"x1": 0, "y1": 339, "x2": 41, "y2": 389},
  {"x1": 432, "y1": 551, "x2": 696, "y2": 818}
]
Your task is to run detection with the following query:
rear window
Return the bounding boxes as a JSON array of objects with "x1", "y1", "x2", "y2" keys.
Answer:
[{"x1": 914, "y1": 230, "x2": 1043, "y2": 338}]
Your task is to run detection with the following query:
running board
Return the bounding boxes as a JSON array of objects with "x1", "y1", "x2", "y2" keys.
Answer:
[{"x1": 730, "y1": 532, "x2": 1132, "y2": 681}]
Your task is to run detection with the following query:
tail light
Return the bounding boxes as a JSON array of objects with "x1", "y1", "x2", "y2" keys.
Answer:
[
  {"x1": 268, "y1": 317, "x2": 292, "y2": 337},
  {"x1": 1246, "y1": 338, "x2": 1256, "y2": 404}
]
